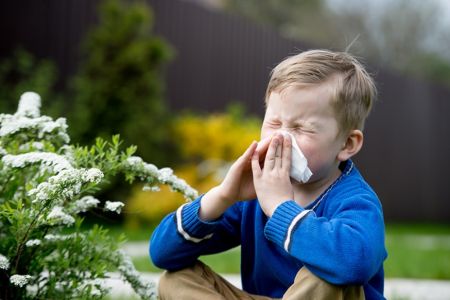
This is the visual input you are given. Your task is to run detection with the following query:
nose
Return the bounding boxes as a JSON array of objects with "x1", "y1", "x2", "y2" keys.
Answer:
[
  {"x1": 271, "y1": 131, "x2": 291, "y2": 144},
  {"x1": 275, "y1": 129, "x2": 291, "y2": 138}
]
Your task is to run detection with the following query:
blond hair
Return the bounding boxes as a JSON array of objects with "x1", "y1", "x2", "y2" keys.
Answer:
[{"x1": 265, "y1": 49, "x2": 377, "y2": 133}]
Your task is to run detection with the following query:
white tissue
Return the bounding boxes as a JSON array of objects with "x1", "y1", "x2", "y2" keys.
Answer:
[{"x1": 280, "y1": 131, "x2": 313, "y2": 183}]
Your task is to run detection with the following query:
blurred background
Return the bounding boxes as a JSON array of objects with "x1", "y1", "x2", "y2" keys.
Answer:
[{"x1": 1, "y1": 0, "x2": 449, "y2": 292}]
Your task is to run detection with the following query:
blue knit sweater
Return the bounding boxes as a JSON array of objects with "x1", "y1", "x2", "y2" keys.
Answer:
[{"x1": 150, "y1": 160, "x2": 387, "y2": 299}]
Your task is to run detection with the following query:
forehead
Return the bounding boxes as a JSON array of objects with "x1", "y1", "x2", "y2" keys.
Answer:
[{"x1": 265, "y1": 82, "x2": 336, "y2": 118}]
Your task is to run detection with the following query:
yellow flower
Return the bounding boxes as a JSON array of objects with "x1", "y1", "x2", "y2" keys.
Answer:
[{"x1": 125, "y1": 109, "x2": 262, "y2": 227}]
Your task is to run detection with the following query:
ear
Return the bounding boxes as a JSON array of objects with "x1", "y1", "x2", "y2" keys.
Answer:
[{"x1": 337, "y1": 129, "x2": 364, "y2": 162}]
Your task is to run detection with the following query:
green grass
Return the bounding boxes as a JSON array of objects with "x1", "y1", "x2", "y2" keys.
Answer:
[
  {"x1": 384, "y1": 223, "x2": 450, "y2": 279},
  {"x1": 107, "y1": 225, "x2": 155, "y2": 241},
  {"x1": 386, "y1": 223, "x2": 450, "y2": 235},
  {"x1": 122, "y1": 223, "x2": 450, "y2": 279},
  {"x1": 130, "y1": 247, "x2": 241, "y2": 274},
  {"x1": 200, "y1": 247, "x2": 241, "y2": 273}
]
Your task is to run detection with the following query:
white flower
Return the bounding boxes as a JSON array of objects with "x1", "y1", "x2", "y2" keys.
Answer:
[
  {"x1": 19, "y1": 141, "x2": 45, "y2": 151},
  {"x1": 125, "y1": 156, "x2": 159, "y2": 177},
  {"x1": 43, "y1": 234, "x2": 58, "y2": 241},
  {"x1": 158, "y1": 167, "x2": 174, "y2": 182},
  {"x1": 43, "y1": 234, "x2": 61, "y2": 242},
  {"x1": 76, "y1": 278, "x2": 109, "y2": 297},
  {"x1": 104, "y1": 201, "x2": 125, "y2": 214},
  {"x1": 126, "y1": 156, "x2": 143, "y2": 166},
  {"x1": 0, "y1": 146, "x2": 7, "y2": 156},
  {"x1": 10, "y1": 274, "x2": 32, "y2": 287},
  {"x1": 143, "y1": 185, "x2": 160, "y2": 192},
  {"x1": 33, "y1": 141, "x2": 44, "y2": 150},
  {"x1": 47, "y1": 206, "x2": 75, "y2": 226},
  {"x1": 0, "y1": 96, "x2": 70, "y2": 143},
  {"x1": 73, "y1": 196, "x2": 100, "y2": 213},
  {"x1": 25, "y1": 239, "x2": 41, "y2": 247},
  {"x1": 91, "y1": 289, "x2": 102, "y2": 297},
  {"x1": 29, "y1": 168, "x2": 103, "y2": 203},
  {"x1": 44, "y1": 233, "x2": 74, "y2": 242},
  {"x1": 59, "y1": 145, "x2": 75, "y2": 163},
  {"x1": 2, "y1": 152, "x2": 73, "y2": 173},
  {"x1": 16, "y1": 92, "x2": 41, "y2": 118},
  {"x1": 83, "y1": 168, "x2": 103, "y2": 183},
  {"x1": 41, "y1": 119, "x2": 60, "y2": 134},
  {"x1": 144, "y1": 163, "x2": 159, "y2": 175},
  {"x1": 0, "y1": 254, "x2": 10, "y2": 270},
  {"x1": 37, "y1": 117, "x2": 69, "y2": 142},
  {"x1": 124, "y1": 155, "x2": 198, "y2": 201},
  {"x1": 0, "y1": 115, "x2": 69, "y2": 141},
  {"x1": 28, "y1": 182, "x2": 51, "y2": 202},
  {"x1": 115, "y1": 250, "x2": 156, "y2": 299}
]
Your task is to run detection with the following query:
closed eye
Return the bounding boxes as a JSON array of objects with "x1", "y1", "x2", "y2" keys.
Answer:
[
  {"x1": 264, "y1": 121, "x2": 281, "y2": 128},
  {"x1": 293, "y1": 126, "x2": 315, "y2": 134}
]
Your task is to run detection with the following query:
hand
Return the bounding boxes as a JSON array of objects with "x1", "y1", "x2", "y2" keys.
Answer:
[
  {"x1": 200, "y1": 139, "x2": 271, "y2": 221},
  {"x1": 251, "y1": 133, "x2": 294, "y2": 217},
  {"x1": 217, "y1": 138, "x2": 271, "y2": 203}
]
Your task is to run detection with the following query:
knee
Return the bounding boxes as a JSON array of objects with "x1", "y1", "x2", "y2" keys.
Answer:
[
  {"x1": 286, "y1": 267, "x2": 364, "y2": 300},
  {"x1": 158, "y1": 270, "x2": 175, "y2": 295},
  {"x1": 158, "y1": 267, "x2": 192, "y2": 296},
  {"x1": 158, "y1": 269, "x2": 186, "y2": 299},
  {"x1": 158, "y1": 263, "x2": 204, "y2": 298}
]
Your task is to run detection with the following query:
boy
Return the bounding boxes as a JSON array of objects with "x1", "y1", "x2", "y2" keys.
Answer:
[{"x1": 150, "y1": 49, "x2": 387, "y2": 300}]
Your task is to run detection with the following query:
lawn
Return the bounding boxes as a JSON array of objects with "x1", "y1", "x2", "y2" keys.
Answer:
[
  {"x1": 111, "y1": 223, "x2": 450, "y2": 279},
  {"x1": 384, "y1": 223, "x2": 450, "y2": 279}
]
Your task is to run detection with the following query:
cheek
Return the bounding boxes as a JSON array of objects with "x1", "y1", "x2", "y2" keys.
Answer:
[
  {"x1": 260, "y1": 126, "x2": 275, "y2": 140},
  {"x1": 296, "y1": 140, "x2": 315, "y2": 161},
  {"x1": 299, "y1": 141, "x2": 339, "y2": 176},
  {"x1": 295, "y1": 138, "x2": 324, "y2": 169}
]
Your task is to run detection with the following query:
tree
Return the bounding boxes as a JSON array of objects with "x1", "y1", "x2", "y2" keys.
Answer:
[
  {"x1": 224, "y1": 0, "x2": 450, "y2": 85},
  {"x1": 326, "y1": 0, "x2": 449, "y2": 75},
  {"x1": 0, "y1": 49, "x2": 58, "y2": 115},
  {"x1": 224, "y1": 0, "x2": 340, "y2": 45},
  {"x1": 70, "y1": 0, "x2": 174, "y2": 166}
]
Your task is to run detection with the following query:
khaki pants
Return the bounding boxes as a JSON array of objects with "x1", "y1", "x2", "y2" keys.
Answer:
[{"x1": 158, "y1": 261, "x2": 364, "y2": 300}]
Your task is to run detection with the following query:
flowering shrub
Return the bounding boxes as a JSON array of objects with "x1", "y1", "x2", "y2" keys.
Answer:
[
  {"x1": 125, "y1": 164, "x2": 219, "y2": 229},
  {"x1": 0, "y1": 92, "x2": 197, "y2": 299},
  {"x1": 171, "y1": 110, "x2": 262, "y2": 161}
]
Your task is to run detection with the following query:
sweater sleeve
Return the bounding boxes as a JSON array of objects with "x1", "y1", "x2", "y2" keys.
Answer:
[
  {"x1": 150, "y1": 196, "x2": 241, "y2": 271},
  {"x1": 264, "y1": 192, "x2": 386, "y2": 285}
]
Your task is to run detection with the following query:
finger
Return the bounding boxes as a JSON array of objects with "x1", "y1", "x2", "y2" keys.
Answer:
[
  {"x1": 251, "y1": 148, "x2": 262, "y2": 177},
  {"x1": 275, "y1": 135, "x2": 283, "y2": 169},
  {"x1": 264, "y1": 136, "x2": 279, "y2": 170},
  {"x1": 282, "y1": 134, "x2": 292, "y2": 173},
  {"x1": 256, "y1": 136, "x2": 272, "y2": 165},
  {"x1": 256, "y1": 136, "x2": 271, "y2": 153},
  {"x1": 239, "y1": 141, "x2": 258, "y2": 163}
]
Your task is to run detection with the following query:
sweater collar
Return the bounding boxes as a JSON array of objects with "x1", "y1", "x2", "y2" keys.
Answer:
[{"x1": 306, "y1": 160, "x2": 354, "y2": 211}]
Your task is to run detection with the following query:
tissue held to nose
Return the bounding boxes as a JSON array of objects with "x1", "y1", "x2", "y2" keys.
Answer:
[{"x1": 258, "y1": 131, "x2": 313, "y2": 183}]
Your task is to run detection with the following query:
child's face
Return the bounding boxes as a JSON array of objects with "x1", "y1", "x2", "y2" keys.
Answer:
[{"x1": 261, "y1": 83, "x2": 346, "y2": 183}]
